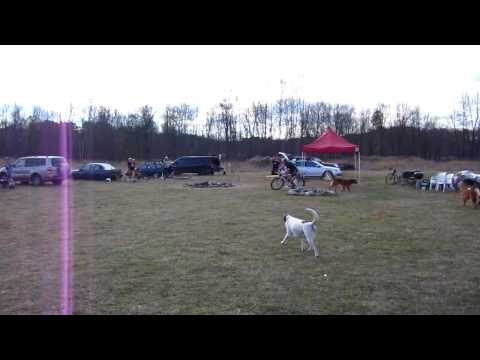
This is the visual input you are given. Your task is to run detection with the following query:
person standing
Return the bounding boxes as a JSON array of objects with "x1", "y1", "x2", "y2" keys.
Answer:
[
  {"x1": 271, "y1": 154, "x2": 280, "y2": 175},
  {"x1": 162, "y1": 156, "x2": 170, "y2": 180},
  {"x1": 132, "y1": 158, "x2": 137, "y2": 179},
  {"x1": 4, "y1": 157, "x2": 12, "y2": 178},
  {"x1": 127, "y1": 157, "x2": 136, "y2": 181},
  {"x1": 4, "y1": 157, "x2": 15, "y2": 189}
]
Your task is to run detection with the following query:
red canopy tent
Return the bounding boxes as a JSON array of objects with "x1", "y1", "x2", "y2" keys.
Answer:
[{"x1": 303, "y1": 127, "x2": 361, "y2": 181}]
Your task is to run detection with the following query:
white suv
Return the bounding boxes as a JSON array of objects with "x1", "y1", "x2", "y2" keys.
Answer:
[{"x1": 0, "y1": 156, "x2": 70, "y2": 186}]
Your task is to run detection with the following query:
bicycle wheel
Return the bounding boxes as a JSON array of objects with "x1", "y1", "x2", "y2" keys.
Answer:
[
  {"x1": 385, "y1": 174, "x2": 393, "y2": 184},
  {"x1": 323, "y1": 171, "x2": 334, "y2": 181},
  {"x1": 270, "y1": 177, "x2": 285, "y2": 190},
  {"x1": 385, "y1": 174, "x2": 398, "y2": 185}
]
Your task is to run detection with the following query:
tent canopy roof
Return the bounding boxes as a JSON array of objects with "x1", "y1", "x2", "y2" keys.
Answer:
[{"x1": 303, "y1": 127, "x2": 359, "y2": 154}]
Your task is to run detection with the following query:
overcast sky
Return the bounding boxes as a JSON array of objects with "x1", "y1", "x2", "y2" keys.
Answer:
[{"x1": 1, "y1": 45, "x2": 480, "y2": 124}]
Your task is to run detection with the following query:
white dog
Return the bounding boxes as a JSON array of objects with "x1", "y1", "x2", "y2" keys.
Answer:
[{"x1": 281, "y1": 208, "x2": 320, "y2": 258}]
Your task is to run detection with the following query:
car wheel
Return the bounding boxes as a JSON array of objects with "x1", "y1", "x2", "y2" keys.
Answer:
[
  {"x1": 31, "y1": 174, "x2": 43, "y2": 186},
  {"x1": 52, "y1": 179, "x2": 63, "y2": 185},
  {"x1": 323, "y1": 171, "x2": 334, "y2": 181}
]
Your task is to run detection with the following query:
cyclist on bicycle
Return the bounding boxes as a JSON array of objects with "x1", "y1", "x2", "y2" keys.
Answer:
[{"x1": 281, "y1": 158, "x2": 298, "y2": 185}]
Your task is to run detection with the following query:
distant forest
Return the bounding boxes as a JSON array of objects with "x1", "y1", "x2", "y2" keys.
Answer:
[{"x1": 1, "y1": 94, "x2": 480, "y2": 161}]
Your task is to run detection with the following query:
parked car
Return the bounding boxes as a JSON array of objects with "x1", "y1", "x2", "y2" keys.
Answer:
[
  {"x1": 71, "y1": 163, "x2": 122, "y2": 181},
  {"x1": 136, "y1": 161, "x2": 165, "y2": 178},
  {"x1": 292, "y1": 159, "x2": 343, "y2": 179},
  {"x1": 0, "y1": 156, "x2": 69, "y2": 186},
  {"x1": 276, "y1": 152, "x2": 343, "y2": 179},
  {"x1": 278, "y1": 152, "x2": 344, "y2": 169},
  {"x1": 457, "y1": 170, "x2": 480, "y2": 182},
  {"x1": 166, "y1": 156, "x2": 224, "y2": 176},
  {"x1": 455, "y1": 170, "x2": 480, "y2": 188}
]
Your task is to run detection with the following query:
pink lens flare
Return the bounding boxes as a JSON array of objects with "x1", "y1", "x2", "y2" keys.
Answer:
[{"x1": 60, "y1": 121, "x2": 73, "y2": 315}]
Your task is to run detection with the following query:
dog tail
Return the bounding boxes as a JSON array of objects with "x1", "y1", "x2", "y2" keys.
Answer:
[{"x1": 305, "y1": 208, "x2": 319, "y2": 225}]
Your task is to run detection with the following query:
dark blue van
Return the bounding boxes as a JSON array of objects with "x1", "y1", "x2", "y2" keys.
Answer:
[{"x1": 166, "y1": 156, "x2": 224, "y2": 176}]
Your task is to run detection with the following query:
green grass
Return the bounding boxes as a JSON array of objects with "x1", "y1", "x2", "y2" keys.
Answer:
[{"x1": 1, "y1": 171, "x2": 480, "y2": 314}]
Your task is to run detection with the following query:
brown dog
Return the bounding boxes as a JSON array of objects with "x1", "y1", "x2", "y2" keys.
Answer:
[
  {"x1": 463, "y1": 186, "x2": 480, "y2": 208},
  {"x1": 330, "y1": 178, "x2": 358, "y2": 192}
]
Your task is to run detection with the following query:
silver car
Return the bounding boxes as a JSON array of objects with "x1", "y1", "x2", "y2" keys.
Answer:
[
  {"x1": 292, "y1": 159, "x2": 343, "y2": 179},
  {"x1": 0, "y1": 156, "x2": 69, "y2": 186}
]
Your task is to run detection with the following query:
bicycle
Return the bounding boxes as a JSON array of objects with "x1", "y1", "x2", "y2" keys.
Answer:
[
  {"x1": 385, "y1": 168, "x2": 399, "y2": 185},
  {"x1": 270, "y1": 172, "x2": 306, "y2": 190}
]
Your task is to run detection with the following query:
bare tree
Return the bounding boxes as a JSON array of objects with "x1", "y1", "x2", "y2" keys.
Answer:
[{"x1": 162, "y1": 104, "x2": 198, "y2": 135}]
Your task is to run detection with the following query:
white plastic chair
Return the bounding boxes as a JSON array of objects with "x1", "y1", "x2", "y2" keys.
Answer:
[
  {"x1": 433, "y1": 172, "x2": 455, "y2": 192},
  {"x1": 428, "y1": 173, "x2": 438, "y2": 191},
  {"x1": 429, "y1": 172, "x2": 446, "y2": 191},
  {"x1": 443, "y1": 173, "x2": 455, "y2": 192}
]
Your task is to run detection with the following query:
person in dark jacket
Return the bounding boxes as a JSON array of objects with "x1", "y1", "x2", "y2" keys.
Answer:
[
  {"x1": 4, "y1": 158, "x2": 12, "y2": 179},
  {"x1": 161, "y1": 156, "x2": 170, "y2": 180},
  {"x1": 127, "y1": 157, "x2": 137, "y2": 181},
  {"x1": 3, "y1": 157, "x2": 15, "y2": 189},
  {"x1": 271, "y1": 154, "x2": 280, "y2": 175},
  {"x1": 284, "y1": 159, "x2": 298, "y2": 175}
]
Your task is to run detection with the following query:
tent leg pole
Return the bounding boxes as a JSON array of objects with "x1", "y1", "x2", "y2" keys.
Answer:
[
  {"x1": 354, "y1": 152, "x2": 357, "y2": 180},
  {"x1": 355, "y1": 152, "x2": 358, "y2": 182},
  {"x1": 354, "y1": 152, "x2": 357, "y2": 182},
  {"x1": 358, "y1": 152, "x2": 361, "y2": 184}
]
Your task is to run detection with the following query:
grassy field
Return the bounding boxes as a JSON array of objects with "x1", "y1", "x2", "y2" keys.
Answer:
[{"x1": 1, "y1": 166, "x2": 480, "y2": 314}]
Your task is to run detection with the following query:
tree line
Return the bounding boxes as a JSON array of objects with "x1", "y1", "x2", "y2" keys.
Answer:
[{"x1": 1, "y1": 94, "x2": 479, "y2": 162}]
